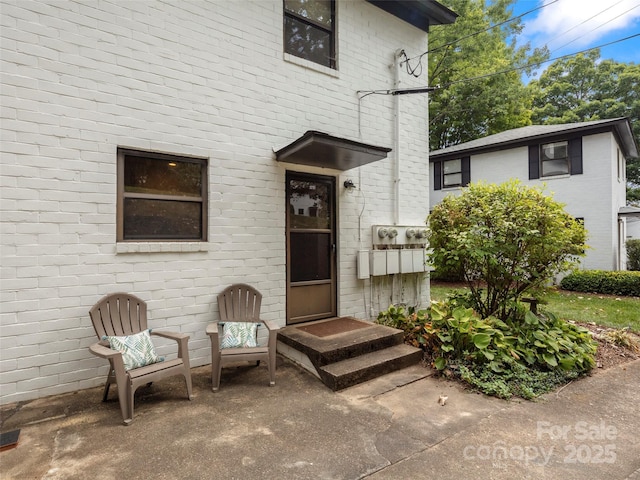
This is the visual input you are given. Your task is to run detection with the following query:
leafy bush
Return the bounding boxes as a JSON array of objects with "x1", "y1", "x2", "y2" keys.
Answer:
[
  {"x1": 560, "y1": 270, "x2": 640, "y2": 297},
  {"x1": 628, "y1": 239, "x2": 640, "y2": 271},
  {"x1": 376, "y1": 304, "x2": 427, "y2": 348},
  {"x1": 427, "y1": 180, "x2": 587, "y2": 321},
  {"x1": 376, "y1": 299, "x2": 596, "y2": 399},
  {"x1": 429, "y1": 265, "x2": 465, "y2": 282}
]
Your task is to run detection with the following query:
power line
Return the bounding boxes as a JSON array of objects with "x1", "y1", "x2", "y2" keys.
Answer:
[
  {"x1": 356, "y1": 33, "x2": 640, "y2": 100},
  {"x1": 439, "y1": 32, "x2": 640, "y2": 90},
  {"x1": 550, "y1": 3, "x2": 640, "y2": 53},
  {"x1": 402, "y1": 0, "x2": 559, "y2": 77},
  {"x1": 358, "y1": 32, "x2": 639, "y2": 98},
  {"x1": 541, "y1": 0, "x2": 627, "y2": 51}
]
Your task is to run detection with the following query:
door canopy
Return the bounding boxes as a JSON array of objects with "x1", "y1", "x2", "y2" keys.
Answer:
[{"x1": 275, "y1": 131, "x2": 392, "y2": 171}]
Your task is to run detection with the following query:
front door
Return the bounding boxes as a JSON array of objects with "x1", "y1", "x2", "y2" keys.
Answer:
[{"x1": 286, "y1": 172, "x2": 337, "y2": 324}]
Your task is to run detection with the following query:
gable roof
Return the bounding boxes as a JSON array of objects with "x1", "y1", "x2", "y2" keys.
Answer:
[
  {"x1": 366, "y1": 0, "x2": 458, "y2": 32},
  {"x1": 430, "y1": 118, "x2": 639, "y2": 161}
]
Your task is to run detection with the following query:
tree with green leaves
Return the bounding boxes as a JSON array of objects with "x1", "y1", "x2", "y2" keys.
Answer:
[
  {"x1": 428, "y1": 0, "x2": 548, "y2": 150},
  {"x1": 427, "y1": 180, "x2": 587, "y2": 321},
  {"x1": 529, "y1": 50, "x2": 640, "y2": 204}
]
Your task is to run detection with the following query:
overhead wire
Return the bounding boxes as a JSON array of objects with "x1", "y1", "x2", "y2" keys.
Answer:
[
  {"x1": 439, "y1": 32, "x2": 640, "y2": 90},
  {"x1": 357, "y1": 32, "x2": 639, "y2": 99},
  {"x1": 540, "y1": 0, "x2": 627, "y2": 51},
  {"x1": 401, "y1": 0, "x2": 560, "y2": 77},
  {"x1": 549, "y1": 2, "x2": 640, "y2": 53}
]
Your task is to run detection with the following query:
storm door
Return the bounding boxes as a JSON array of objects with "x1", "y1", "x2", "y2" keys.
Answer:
[{"x1": 286, "y1": 172, "x2": 337, "y2": 324}]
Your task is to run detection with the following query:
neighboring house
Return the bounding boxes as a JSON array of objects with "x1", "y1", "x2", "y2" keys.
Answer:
[
  {"x1": 0, "y1": 1, "x2": 456, "y2": 404},
  {"x1": 621, "y1": 206, "x2": 640, "y2": 241},
  {"x1": 429, "y1": 118, "x2": 639, "y2": 272}
]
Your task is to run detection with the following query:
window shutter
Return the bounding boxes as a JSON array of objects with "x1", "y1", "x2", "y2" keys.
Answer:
[
  {"x1": 569, "y1": 138, "x2": 583, "y2": 175},
  {"x1": 461, "y1": 156, "x2": 471, "y2": 186},
  {"x1": 433, "y1": 161, "x2": 442, "y2": 190},
  {"x1": 528, "y1": 145, "x2": 540, "y2": 179}
]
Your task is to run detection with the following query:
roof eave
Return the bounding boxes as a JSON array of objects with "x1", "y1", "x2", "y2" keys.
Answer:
[
  {"x1": 366, "y1": 0, "x2": 458, "y2": 33},
  {"x1": 430, "y1": 118, "x2": 639, "y2": 161}
]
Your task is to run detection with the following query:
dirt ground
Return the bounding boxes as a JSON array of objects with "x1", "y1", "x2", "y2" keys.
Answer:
[{"x1": 575, "y1": 321, "x2": 640, "y2": 370}]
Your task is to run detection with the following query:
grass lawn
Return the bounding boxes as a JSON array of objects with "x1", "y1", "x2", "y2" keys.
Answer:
[{"x1": 430, "y1": 283, "x2": 640, "y2": 333}]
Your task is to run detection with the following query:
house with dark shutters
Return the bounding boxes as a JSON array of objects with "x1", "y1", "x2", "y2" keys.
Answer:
[{"x1": 430, "y1": 118, "x2": 639, "y2": 271}]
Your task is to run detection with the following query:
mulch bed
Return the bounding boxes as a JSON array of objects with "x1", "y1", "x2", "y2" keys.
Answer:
[{"x1": 573, "y1": 321, "x2": 640, "y2": 371}]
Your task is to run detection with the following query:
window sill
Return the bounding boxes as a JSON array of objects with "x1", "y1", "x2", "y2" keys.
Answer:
[
  {"x1": 116, "y1": 242, "x2": 209, "y2": 254},
  {"x1": 540, "y1": 174, "x2": 570, "y2": 180},
  {"x1": 284, "y1": 53, "x2": 339, "y2": 78}
]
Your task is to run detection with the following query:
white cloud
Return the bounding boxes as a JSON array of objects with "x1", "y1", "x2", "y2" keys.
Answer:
[{"x1": 524, "y1": 0, "x2": 640, "y2": 52}]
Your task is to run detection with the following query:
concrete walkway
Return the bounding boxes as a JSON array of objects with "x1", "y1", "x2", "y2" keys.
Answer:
[{"x1": 1, "y1": 357, "x2": 639, "y2": 479}]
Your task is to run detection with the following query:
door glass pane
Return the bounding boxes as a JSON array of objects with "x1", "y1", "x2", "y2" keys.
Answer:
[
  {"x1": 124, "y1": 155, "x2": 202, "y2": 196},
  {"x1": 123, "y1": 198, "x2": 202, "y2": 239},
  {"x1": 289, "y1": 179, "x2": 330, "y2": 229},
  {"x1": 284, "y1": 0, "x2": 332, "y2": 27},
  {"x1": 290, "y1": 233, "x2": 330, "y2": 282}
]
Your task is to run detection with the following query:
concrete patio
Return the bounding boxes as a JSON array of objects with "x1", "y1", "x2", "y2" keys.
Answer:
[{"x1": 1, "y1": 357, "x2": 639, "y2": 479}]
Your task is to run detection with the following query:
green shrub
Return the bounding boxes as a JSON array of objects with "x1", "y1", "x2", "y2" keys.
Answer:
[
  {"x1": 628, "y1": 239, "x2": 640, "y2": 271},
  {"x1": 430, "y1": 265, "x2": 465, "y2": 282},
  {"x1": 427, "y1": 180, "x2": 586, "y2": 321},
  {"x1": 560, "y1": 270, "x2": 640, "y2": 297},
  {"x1": 376, "y1": 304, "x2": 427, "y2": 348},
  {"x1": 376, "y1": 299, "x2": 597, "y2": 399}
]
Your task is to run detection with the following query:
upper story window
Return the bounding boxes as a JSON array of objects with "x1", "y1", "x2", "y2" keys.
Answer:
[
  {"x1": 529, "y1": 138, "x2": 582, "y2": 180},
  {"x1": 617, "y1": 149, "x2": 625, "y2": 182},
  {"x1": 443, "y1": 159, "x2": 462, "y2": 187},
  {"x1": 433, "y1": 157, "x2": 470, "y2": 190},
  {"x1": 284, "y1": 0, "x2": 335, "y2": 69},
  {"x1": 540, "y1": 141, "x2": 569, "y2": 177},
  {"x1": 117, "y1": 149, "x2": 208, "y2": 241}
]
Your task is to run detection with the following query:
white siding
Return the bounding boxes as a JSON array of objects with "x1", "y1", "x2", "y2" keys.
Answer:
[
  {"x1": 429, "y1": 132, "x2": 627, "y2": 271},
  {"x1": 1, "y1": 0, "x2": 432, "y2": 403}
]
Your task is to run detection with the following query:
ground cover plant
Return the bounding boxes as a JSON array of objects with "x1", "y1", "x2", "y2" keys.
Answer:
[{"x1": 377, "y1": 301, "x2": 596, "y2": 400}]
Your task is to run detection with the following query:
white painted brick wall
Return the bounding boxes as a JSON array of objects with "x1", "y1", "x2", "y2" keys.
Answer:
[
  {"x1": 1, "y1": 0, "x2": 432, "y2": 404},
  {"x1": 430, "y1": 132, "x2": 627, "y2": 271}
]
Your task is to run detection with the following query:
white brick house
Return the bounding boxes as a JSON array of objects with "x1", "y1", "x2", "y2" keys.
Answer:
[
  {"x1": 429, "y1": 118, "x2": 639, "y2": 271},
  {"x1": 0, "y1": 0, "x2": 456, "y2": 404}
]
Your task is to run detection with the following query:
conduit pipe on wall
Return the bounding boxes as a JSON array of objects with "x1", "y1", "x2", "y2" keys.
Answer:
[{"x1": 393, "y1": 49, "x2": 402, "y2": 226}]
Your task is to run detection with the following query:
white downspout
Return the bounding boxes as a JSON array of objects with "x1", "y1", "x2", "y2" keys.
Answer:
[{"x1": 393, "y1": 49, "x2": 402, "y2": 226}]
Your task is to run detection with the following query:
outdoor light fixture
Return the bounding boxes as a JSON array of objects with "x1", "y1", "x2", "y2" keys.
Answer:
[{"x1": 343, "y1": 179, "x2": 356, "y2": 190}]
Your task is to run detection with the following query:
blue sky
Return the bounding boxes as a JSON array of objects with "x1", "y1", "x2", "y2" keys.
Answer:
[{"x1": 512, "y1": 0, "x2": 640, "y2": 79}]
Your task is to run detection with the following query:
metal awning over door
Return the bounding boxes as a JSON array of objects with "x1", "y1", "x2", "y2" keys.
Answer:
[{"x1": 275, "y1": 131, "x2": 391, "y2": 171}]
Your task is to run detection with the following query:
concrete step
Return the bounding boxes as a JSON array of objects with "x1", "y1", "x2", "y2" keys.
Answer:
[
  {"x1": 318, "y1": 343, "x2": 423, "y2": 391},
  {"x1": 278, "y1": 319, "x2": 405, "y2": 367}
]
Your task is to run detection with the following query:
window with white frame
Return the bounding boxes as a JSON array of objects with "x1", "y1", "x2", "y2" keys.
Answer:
[
  {"x1": 443, "y1": 158, "x2": 463, "y2": 187},
  {"x1": 540, "y1": 141, "x2": 569, "y2": 177},
  {"x1": 117, "y1": 149, "x2": 208, "y2": 241},
  {"x1": 284, "y1": 0, "x2": 335, "y2": 69}
]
